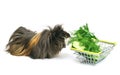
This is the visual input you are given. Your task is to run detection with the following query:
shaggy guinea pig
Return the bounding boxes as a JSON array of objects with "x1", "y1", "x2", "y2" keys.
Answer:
[{"x1": 6, "y1": 25, "x2": 70, "y2": 59}]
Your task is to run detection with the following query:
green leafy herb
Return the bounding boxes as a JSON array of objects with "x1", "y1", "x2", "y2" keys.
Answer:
[{"x1": 69, "y1": 24, "x2": 101, "y2": 53}]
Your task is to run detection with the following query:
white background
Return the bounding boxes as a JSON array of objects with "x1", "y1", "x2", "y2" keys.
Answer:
[{"x1": 0, "y1": 0, "x2": 120, "y2": 75}]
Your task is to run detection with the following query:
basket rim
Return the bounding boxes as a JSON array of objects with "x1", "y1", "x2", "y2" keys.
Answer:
[{"x1": 70, "y1": 40, "x2": 116, "y2": 55}]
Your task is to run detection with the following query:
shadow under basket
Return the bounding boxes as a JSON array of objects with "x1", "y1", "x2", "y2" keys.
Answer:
[{"x1": 71, "y1": 40, "x2": 116, "y2": 65}]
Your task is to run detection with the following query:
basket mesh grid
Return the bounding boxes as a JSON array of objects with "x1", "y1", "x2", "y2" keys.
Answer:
[{"x1": 72, "y1": 41, "x2": 115, "y2": 64}]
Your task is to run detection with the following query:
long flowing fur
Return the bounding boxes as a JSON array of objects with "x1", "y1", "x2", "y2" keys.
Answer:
[{"x1": 6, "y1": 25, "x2": 70, "y2": 59}]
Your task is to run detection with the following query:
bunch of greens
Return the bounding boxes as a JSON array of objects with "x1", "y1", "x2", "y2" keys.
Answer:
[{"x1": 69, "y1": 24, "x2": 101, "y2": 53}]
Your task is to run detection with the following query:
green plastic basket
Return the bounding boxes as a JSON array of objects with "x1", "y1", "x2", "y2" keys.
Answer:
[{"x1": 71, "y1": 40, "x2": 116, "y2": 64}]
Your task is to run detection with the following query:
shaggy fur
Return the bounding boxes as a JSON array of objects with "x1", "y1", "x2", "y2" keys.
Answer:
[{"x1": 6, "y1": 25, "x2": 70, "y2": 59}]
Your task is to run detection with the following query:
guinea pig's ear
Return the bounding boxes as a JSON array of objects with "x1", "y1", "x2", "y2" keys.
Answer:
[{"x1": 52, "y1": 25, "x2": 63, "y2": 32}]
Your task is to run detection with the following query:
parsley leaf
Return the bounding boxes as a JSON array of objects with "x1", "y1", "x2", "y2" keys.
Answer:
[{"x1": 69, "y1": 24, "x2": 100, "y2": 53}]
